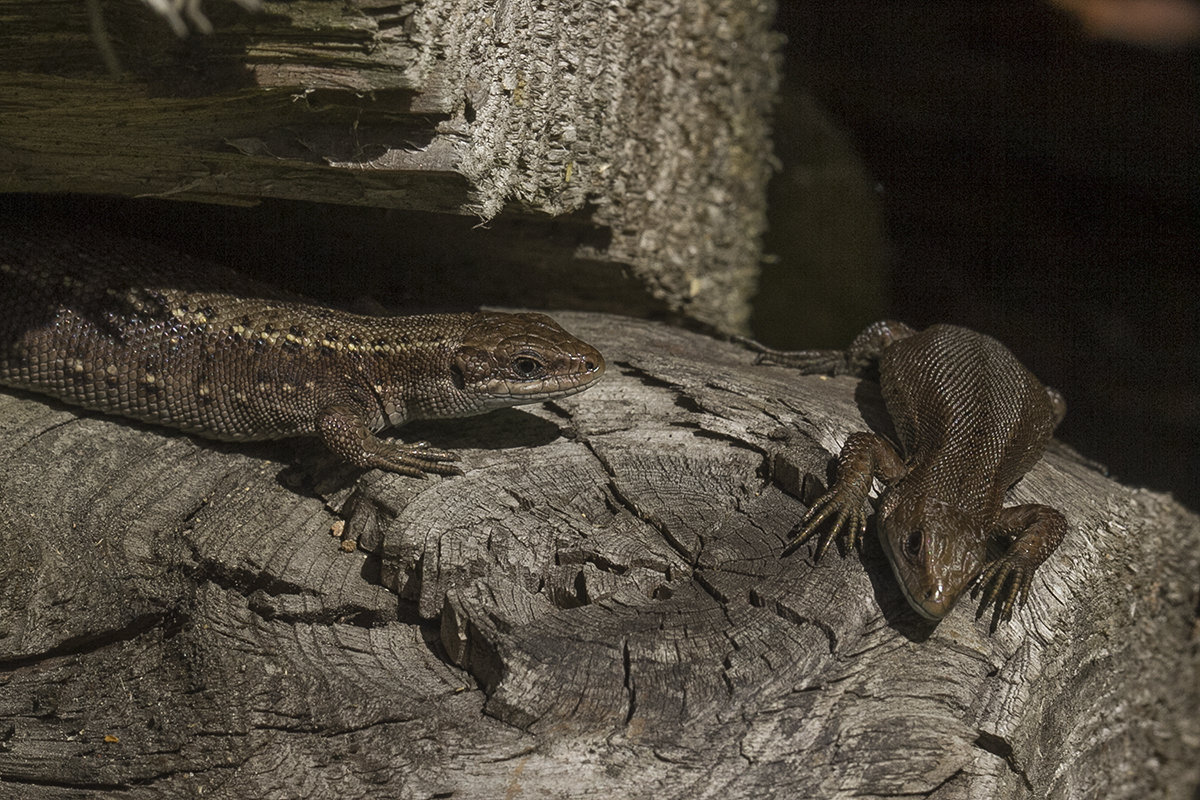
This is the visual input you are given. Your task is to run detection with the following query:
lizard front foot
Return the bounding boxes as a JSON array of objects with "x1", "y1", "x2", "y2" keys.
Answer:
[
  {"x1": 781, "y1": 431, "x2": 895, "y2": 560},
  {"x1": 363, "y1": 441, "x2": 463, "y2": 478},
  {"x1": 973, "y1": 503, "x2": 1067, "y2": 626},
  {"x1": 316, "y1": 405, "x2": 463, "y2": 477},
  {"x1": 782, "y1": 484, "x2": 869, "y2": 559},
  {"x1": 971, "y1": 556, "x2": 1035, "y2": 626}
]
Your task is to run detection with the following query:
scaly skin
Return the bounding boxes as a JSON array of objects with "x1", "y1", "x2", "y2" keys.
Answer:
[
  {"x1": 745, "y1": 321, "x2": 1068, "y2": 627},
  {"x1": 0, "y1": 228, "x2": 605, "y2": 476}
]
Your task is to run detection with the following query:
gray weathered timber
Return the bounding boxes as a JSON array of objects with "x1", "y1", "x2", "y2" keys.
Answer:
[
  {"x1": 0, "y1": 312, "x2": 1196, "y2": 799},
  {"x1": 0, "y1": 0, "x2": 779, "y2": 332}
]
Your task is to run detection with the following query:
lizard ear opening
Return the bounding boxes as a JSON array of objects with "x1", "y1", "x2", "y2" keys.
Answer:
[{"x1": 449, "y1": 362, "x2": 465, "y2": 390}]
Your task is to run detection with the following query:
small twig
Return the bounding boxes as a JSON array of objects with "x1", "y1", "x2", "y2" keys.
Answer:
[
  {"x1": 139, "y1": 0, "x2": 265, "y2": 38},
  {"x1": 85, "y1": 0, "x2": 124, "y2": 77}
]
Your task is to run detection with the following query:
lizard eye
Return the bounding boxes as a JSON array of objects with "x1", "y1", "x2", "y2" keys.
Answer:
[
  {"x1": 903, "y1": 529, "x2": 923, "y2": 561},
  {"x1": 511, "y1": 355, "x2": 545, "y2": 379}
]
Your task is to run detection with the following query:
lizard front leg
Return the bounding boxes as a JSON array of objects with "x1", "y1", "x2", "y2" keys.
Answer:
[
  {"x1": 315, "y1": 404, "x2": 462, "y2": 477},
  {"x1": 973, "y1": 503, "x2": 1067, "y2": 624},
  {"x1": 783, "y1": 431, "x2": 906, "y2": 558}
]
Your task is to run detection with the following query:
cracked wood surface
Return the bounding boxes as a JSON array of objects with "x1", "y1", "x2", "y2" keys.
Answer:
[{"x1": 0, "y1": 313, "x2": 1196, "y2": 799}]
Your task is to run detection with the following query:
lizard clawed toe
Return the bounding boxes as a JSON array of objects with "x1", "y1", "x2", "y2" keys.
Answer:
[
  {"x1": 404, "y1": 444, "x2": 459, "y2": 462},
  {"x1": 782, "y1": 490, "x2": 867, "y2": 559},
  {"x1": 972, "y1": 557, "x2": 1033, "y2": 624},
  {"x1": 365, "y1": 441, "x2": 464, "y2": 477}
]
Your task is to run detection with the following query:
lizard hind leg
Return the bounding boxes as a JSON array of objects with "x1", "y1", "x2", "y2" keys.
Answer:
[
  {"x1": 733, "y1": 337, "x2": 850, "y2": 374},
  {"x1": 737, "y1": 320, "x2": 917, "y2": 377},
  {"x1": 1045, "y1": 386, "x2": 1068, "y2": 426}
]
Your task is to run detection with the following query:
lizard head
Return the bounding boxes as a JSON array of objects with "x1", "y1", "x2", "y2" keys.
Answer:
[
  {"x1": 878, "y1": 492, "x2": 989, "y2": 620},
  {"x1": 350, "y1": 311, "x2": 604, "y2": 426},
  {"x1": 448, "y1": 311, "x2": 606, "y2": 413}
]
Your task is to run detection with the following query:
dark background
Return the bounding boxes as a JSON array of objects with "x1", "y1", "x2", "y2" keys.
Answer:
[{"x1": 759, "y1": 1, "x2": 1200, "y2": 510}]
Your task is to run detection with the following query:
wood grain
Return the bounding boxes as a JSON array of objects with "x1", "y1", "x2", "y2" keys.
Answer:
[{"x1": 0, "y1": 0, "x2": 780, "y2": 332}]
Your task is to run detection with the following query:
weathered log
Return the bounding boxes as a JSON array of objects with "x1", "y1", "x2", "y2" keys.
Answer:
[
  {"x1": 0, "y1": 0, "x2": 779, "y2": 331},
  {"x1": 1, "y1": 312, "x2": 1196, "y2": 798}
]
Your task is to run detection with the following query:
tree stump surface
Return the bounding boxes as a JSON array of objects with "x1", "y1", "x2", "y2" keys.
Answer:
[{"x1": 1, "y1": 312, "x2": 1196, "y2": 799}]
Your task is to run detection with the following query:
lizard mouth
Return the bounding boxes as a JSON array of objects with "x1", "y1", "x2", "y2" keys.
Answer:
[{"x1": 898, "y1": 578, "x2": 954, "y2": 620}]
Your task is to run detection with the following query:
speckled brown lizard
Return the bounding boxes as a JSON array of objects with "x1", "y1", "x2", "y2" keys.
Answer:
[
  {"x1": 0, "y1": 228, "x2": 605, "y2": 476},
  {"x1": 745, "y1": 321, "x2": 1067, "y2": 626}
]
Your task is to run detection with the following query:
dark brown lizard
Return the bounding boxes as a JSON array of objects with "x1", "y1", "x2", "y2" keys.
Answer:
[
  {"x1": 744, "y1": 321, "x2": 1068, "y2": 626},
  {"x1": 0, "y1": 228, "x2": 605, "y2": 476}
]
